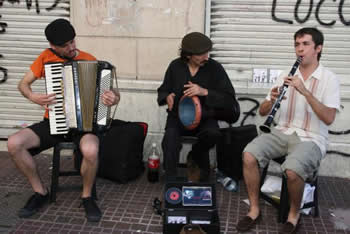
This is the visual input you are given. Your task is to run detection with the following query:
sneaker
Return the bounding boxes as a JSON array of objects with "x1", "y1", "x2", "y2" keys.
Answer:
[
  {"x1": 81, "y1": 197, "x2": 102, "y2": 222},
  {"x1": 18, "y1": 192, "x2": 49, "y2": 218}
]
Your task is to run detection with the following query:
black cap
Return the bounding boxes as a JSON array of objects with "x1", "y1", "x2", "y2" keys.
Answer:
[
  {"x1": 45, "y1": 18, "x2": 76, "y2": 46},
  {"x1": 181, "y1": 32, "x2": 212, "y2": 55}
]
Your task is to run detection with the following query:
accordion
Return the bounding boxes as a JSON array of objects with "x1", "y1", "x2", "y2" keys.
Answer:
[{"x1": 44, "y1": 60, "x2": 117, "y2": 135}]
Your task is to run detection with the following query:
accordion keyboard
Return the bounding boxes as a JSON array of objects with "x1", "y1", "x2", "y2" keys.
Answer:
[{"x1": 44, "y1": 63, "x2": 69, "y2": 135}]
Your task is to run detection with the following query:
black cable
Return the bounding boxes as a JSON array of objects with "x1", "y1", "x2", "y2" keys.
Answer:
[
  {"x1": 326, "y1": 150, "x2": 350, "y2": 157},
  {"x1": 328, "y1": 130, "x2": 350, "y2": 135},
  {"x1": 152, "y1": 197, "x2": 163, "y2": 216}
]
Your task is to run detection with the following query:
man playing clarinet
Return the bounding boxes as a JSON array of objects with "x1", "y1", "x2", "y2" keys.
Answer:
[{"x1": 236, "y1": 27, "x2": 340, "y2": 233}]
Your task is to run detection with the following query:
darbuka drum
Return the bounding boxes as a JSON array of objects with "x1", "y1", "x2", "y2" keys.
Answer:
[{"x1": 178, "y1": 95, "x2": 202, "y2": 130}]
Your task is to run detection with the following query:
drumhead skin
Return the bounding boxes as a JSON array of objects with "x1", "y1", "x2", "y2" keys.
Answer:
[{"x1": 178, "y1": 95, "x2": 202, "y2": 130}]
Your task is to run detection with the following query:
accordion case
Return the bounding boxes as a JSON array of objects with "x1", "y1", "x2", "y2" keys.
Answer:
[{"x1": 163, "y1": 182, "x2": 220, "y2": 234}]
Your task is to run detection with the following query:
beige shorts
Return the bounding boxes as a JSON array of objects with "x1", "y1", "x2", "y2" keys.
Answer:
[{"x1": 244, "y1": 128, "x2": 322, "y2": 181}]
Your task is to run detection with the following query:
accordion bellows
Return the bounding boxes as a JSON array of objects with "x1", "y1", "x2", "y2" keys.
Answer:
[{"x1": 45, "y1": 60, "x2": 116, "y2": 135}]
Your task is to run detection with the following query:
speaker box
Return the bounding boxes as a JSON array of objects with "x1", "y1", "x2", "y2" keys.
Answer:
[{"x1": 163, "y1": 182, "x2": 220, "y2": 234}]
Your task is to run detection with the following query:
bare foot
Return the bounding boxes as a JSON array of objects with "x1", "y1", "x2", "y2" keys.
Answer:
[{"x1": 286, "y1": 213, "x2": 300, "y2": 226}]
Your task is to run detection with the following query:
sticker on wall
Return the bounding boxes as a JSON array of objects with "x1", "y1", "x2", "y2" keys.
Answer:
[
  {"x1": 253, "y1": 69, "x2": 268, "y2": 83},
  {"x1": 252, "y1": 68, "x2": 282, "y2": 88},
  {"x1": 269, "y1": 69, "x2": 282, "y2": 84}
]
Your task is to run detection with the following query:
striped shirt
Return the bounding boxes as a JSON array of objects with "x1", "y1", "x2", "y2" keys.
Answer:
[{"x1": 266, "y1": 63, "x2": 340, "y2": 156}]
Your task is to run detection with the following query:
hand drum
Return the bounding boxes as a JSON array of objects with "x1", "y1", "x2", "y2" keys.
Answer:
[{"x1": 178, "y1": 95, "x2": 202, "y2": 130}]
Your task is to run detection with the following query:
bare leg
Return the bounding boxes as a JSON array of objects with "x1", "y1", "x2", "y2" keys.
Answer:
[
  {"x1": 7, "y1": 128, "x2": 47, "y2": 195},
  {"x1": 79, "y1": 134, "x2": 99, "y2": 198},
  {"x1": 285, "y1": 169, "x2": 304, "y2": 225},
  {"x1": 242, "y1": 152, "x2": 260, "y2": 219}
]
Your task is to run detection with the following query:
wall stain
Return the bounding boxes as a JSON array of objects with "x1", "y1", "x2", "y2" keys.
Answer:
[{"x1": 84, "y1": 0, "x2": 191, "y2": 32}]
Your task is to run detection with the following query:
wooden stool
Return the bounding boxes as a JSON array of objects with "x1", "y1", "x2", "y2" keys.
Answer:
[{"x1": 260, "y1": 156, "x2": 319, "y2": 223}]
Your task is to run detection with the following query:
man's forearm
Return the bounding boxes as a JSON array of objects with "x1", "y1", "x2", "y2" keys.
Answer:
[
  {"x1": 18, "y1": 70, "x2": 37, "y2": 101},
  {"x1": 304, "y1": 91, "x2": 336, "y2": 125},
  {"x1": 18, "y1": 80, "x2": 33, "y2": 101}
]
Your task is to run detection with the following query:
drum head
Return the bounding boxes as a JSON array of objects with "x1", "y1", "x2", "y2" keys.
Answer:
[{"x1": 178, "y1": 96, "x2": 202, "y2": 130}]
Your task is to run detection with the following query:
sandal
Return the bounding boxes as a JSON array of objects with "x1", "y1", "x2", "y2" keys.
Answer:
[
  {"x1": 279, "y1": 219, "x2": 300, "y2": 234},
  {"x1": 236, "y1": 214, "x2": 261, "y2": 232}
]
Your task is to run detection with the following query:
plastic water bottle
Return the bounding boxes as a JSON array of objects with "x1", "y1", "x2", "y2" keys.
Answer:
[
  {"x1": 215, "y1": 168, "x2": 238, "y2": 192},
  {"x1": 147, "y1": 143, "x2": 160, "y2": 183}
]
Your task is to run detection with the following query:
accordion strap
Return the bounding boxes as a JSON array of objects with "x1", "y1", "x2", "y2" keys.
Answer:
[
  {"x1": 49, "y1": 48, "x2": 74, "y2": 61},
  {"x1": 107, "y1": 68, "x2": 119, "y2": 130}
]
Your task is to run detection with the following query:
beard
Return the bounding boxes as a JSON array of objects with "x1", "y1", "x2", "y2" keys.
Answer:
[
  {"x1": 200, "y1": 60, "x2": 208, "y2": 66},
  {"x1": 66, "y1": 50, "x2": 76, "y2": 59}
]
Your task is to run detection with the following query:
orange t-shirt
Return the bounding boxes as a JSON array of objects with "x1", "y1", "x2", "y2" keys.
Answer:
[{"x1": 30, "y1": 48, "x2": 96, "y2": 118}]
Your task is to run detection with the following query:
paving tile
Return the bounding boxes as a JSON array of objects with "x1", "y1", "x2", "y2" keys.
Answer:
[{"x1": 0, "y1": 151, "x2": 350, "y2": 233}]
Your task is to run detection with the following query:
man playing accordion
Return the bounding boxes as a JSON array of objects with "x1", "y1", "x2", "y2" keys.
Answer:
[{"x1": 7, "y1": 18, "x2": 120, "y2": 222}]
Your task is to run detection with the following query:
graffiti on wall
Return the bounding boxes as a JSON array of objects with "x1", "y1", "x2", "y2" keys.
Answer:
[
  {"x1": 0, "y1": 0, "x2": 68, "y2": 84},
  {"x1": 0, "y1": 0, "x2": 66, "y2": 13},
  {"x1": 272, "y1": 0, "x2": 349, "y2": 26},
  {"x1": 0, "y1": 14, "x2": 8, "y2": 83}
]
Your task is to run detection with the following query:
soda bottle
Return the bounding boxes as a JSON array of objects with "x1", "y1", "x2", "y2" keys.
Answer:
[{"x1": 147, "y1": 143, "x2": 160, "y2": 183}]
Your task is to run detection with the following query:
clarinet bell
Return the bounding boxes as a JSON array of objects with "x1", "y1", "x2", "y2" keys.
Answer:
[{"x1": 259, "y1": 124, "x2": 271, "y2": 133}]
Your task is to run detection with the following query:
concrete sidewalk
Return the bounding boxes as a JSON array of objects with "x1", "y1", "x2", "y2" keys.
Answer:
[{"x1": 0, "y1": 151, "x2": 349, "y2": 233}]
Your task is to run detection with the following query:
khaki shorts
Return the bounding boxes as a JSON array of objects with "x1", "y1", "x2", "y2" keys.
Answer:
[{"x1": 244, "y1": 128, "x2": 322, "y2": 181}]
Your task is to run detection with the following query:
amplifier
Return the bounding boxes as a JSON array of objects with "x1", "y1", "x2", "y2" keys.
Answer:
[{"x1": 163, "y1": 182, "x2": 220, "y2": 234}]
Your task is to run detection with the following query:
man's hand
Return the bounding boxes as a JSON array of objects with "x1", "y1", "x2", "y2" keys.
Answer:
[
  {"x1": 30, "y1": 92, "x2": 56, "y2": 110},
  {"x1": 270, "y1": 86, "x2": 281, "y2": 103},
  {"x1": 284, "y1": 75, "x2": 336, "y2": 125},
  {"x1": 284, "y1": 75, "x2": 309, "y2": 96},
  {"x1": 166, "y1": 93, "x2": 175, "y2": 111},
  {"x1": 102, "y1": 90, "x2": 120, "y2": 106},
  {"x1": 19, "y1": 70, "x2": 57, "y2": 110},
  {"x1": 259, "y1": 84, "x2": 286, "y2": 116},
  {"x1": 183, "y1": 81, "x2": 208, "y2": 97}
]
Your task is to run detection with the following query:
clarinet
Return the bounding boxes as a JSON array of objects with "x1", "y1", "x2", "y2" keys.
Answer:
[{"x1": 259, "y1": 57, "x2": 303, "y2": 133}]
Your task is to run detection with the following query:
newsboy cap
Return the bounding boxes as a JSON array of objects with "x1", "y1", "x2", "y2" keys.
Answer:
[
  {"x1": 181, "y1": 32, "x2": 212, "y2": 54},
  {"x1": 45, "y1": 18, "x2": 76, "y2": 46}
]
